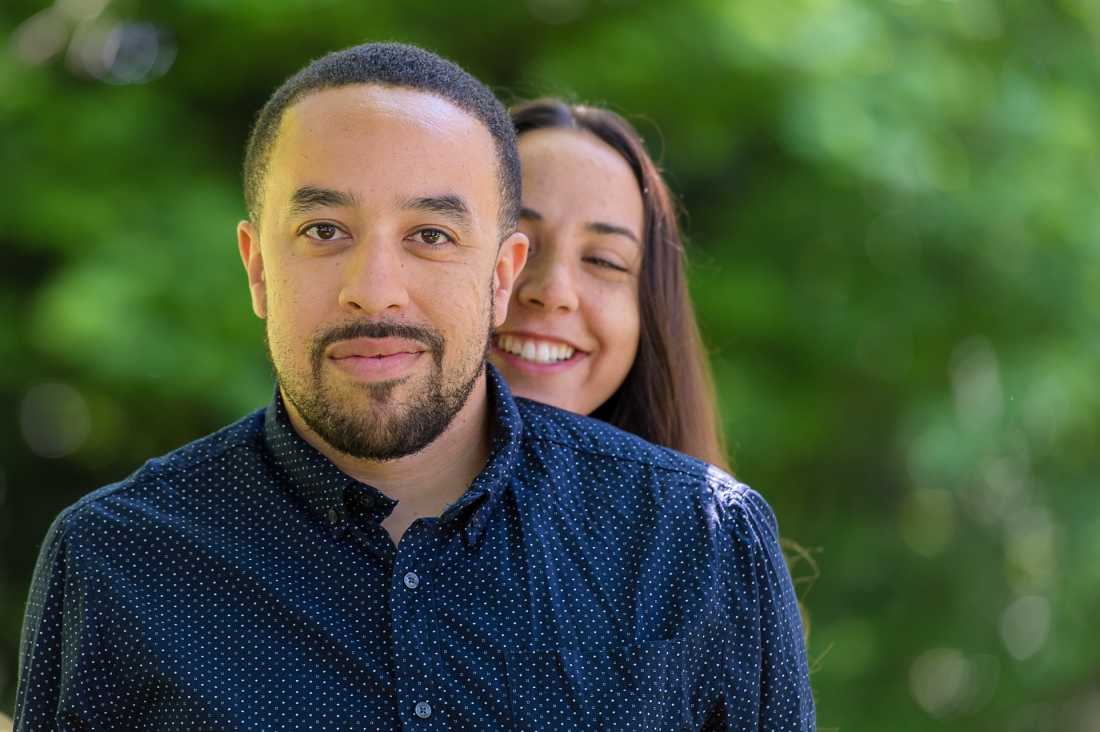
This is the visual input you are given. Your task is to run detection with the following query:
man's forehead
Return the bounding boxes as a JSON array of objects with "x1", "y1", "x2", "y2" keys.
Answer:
[
  {"x1": 279, "y1": 84, "x2": 486, "y2": 147},
  {"x1": 265, "y1": 84, "x2": 499, "y2": 207}
]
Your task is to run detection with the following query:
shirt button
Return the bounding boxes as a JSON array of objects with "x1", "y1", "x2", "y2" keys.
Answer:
[
  {"x1": 358, "y1": 493, "x2": 375, "y2": 510},
  {"x1": 326, "y1": 508, "x2": 340, "y2": 526},
  {"x1": 414, "y1": 701, "x2": 432, "y2": 719},
  {"x1": 403, "y1": 571, "x2": 420, "y2": 589}
]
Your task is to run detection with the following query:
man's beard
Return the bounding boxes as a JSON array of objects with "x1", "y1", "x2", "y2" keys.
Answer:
[{"x1": 267, "y1": 307, "x2": 491, "y2": 462}]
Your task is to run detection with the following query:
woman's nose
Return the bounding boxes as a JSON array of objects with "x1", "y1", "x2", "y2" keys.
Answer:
[{"x1": 516, "y1": 250, "x2": 579, "y2": 314}]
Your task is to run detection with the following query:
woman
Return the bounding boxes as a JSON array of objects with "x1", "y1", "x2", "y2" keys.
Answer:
[{"x1": 490, "y1": 98, "x2": 729, "y2": 471}]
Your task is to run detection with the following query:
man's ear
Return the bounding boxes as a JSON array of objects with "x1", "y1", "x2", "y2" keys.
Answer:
[
  {"x1": 237, "y1": 220, "x2": 267, "y2": 319},
  {"x1": 492, "y1": 231, "x2": 529, "y2": 327}
]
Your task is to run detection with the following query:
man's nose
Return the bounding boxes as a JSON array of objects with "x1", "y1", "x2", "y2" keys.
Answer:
[
  {"x1": 516, "y1": 248, "x2": 579, "y2": 314},
  {"x1": 337, "y1": 236, "x2": 411, "y2": 315}
]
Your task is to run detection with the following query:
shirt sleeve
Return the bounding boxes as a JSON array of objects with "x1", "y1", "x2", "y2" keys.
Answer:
[
  {"x1": 714, "y1": 475, "x2": 817, "y2": 731},
  {"x1": 14, "y1": 512, "x2": 78, "y2": 731}
]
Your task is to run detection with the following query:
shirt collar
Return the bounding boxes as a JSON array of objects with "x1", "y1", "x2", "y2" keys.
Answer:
[
  {"x1": 263, "y1": 391, "x2": 384, "y2": 537},
  {"x1": 263, "y1": 363, "x2": 523, "y2": 546},
  {"x1": 447, "y1": 363, "x2": 523, "y2": 547}
]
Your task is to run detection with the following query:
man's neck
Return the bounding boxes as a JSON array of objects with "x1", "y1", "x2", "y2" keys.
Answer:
[{"x1": 282, "y1": 376, "x2": 492, "y2": 544}]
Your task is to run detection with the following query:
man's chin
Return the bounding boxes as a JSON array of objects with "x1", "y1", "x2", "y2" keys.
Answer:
[
  {"x1": 308, "y1": 406, "x2": 436, "y2": 461},
  {"x1": 325, "y1": 369, "x2": 414, "y2": 403}
]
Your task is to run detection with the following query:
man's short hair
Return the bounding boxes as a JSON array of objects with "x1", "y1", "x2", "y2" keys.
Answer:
[{"x1": 243, "y1": 42, "x2": 520, "y2": 235}]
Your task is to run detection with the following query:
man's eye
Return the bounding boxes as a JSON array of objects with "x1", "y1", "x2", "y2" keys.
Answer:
[
  {"x1": 412, "y1": 228, "x2": 453, "y2": 247},
  {"x1": 302, "y1": 223, "x2": 348, "y2": 241}
]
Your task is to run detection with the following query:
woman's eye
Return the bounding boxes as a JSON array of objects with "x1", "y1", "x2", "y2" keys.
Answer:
[
  {"x1": 412, "y1": 228, "x2": 454, "y2": 247},
  {"x1": 585, "y1": 256, "x2": 629, "y2": 273},
  {"x1": 302, "y1": 223, "x2": 349, "y2": 241}
]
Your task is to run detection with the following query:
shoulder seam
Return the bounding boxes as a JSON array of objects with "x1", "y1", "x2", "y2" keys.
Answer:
[
  {"x1": 65, "y1": 428, "x2": 264, "y2": 520},
  {"x1": 522, "y1": 431, "x2": 709, "y2": 480}
]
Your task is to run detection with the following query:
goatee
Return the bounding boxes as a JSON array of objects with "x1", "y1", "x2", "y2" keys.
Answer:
[{"x1": 267, "y1": 317, "x2": 488, "y2": 461}]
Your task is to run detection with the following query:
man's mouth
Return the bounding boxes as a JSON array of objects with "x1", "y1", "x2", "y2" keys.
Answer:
[
  {"x1": 328, "y1": 337, "x2": 427, "y2": 360},
  {"x1": 494, "y1": 334, "x2": 578, "y2": 365}
]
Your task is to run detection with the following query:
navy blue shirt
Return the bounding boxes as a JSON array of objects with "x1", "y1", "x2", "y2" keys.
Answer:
[{"x1": 16, "y1": 367, "x2": 814, "y2": 730}]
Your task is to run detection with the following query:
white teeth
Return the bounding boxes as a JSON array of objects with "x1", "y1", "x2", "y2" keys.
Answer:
[{"x1": 497, "y1": 335, "x2": 576, "y2": 364}]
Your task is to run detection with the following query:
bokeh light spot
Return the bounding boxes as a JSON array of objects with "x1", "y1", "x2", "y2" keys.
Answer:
[
  {"x1": 19, "y1": 382, "x2": 91, "y2": 459},
  {"x1": 56, "y1": 0, "x2": 110, "y2": 22},
  {"x1": 909, "y1": 647, "x2": 974, "y2": 718},
  {"x1": 1003, "y1": 506, "x2": 1059, "y2": 594},
  {"x1": 951, "y1": 336, "x2": 1003, "y2": 433},
  {"x1": 67, "y1": 21, "x2": 175, "y2": 85},
  {"x1": 907, "y1": 648, "x2": 1000, "y2": 717},
  {"x1": 12, "y1": 9, "x2": 69, "y2": 66},
  {"x1": 900, "y1": 487, "x2": 957, "y2": 557},
  {"x1": 999, "y1": 595, "x2": 1051, "y2": 660}
]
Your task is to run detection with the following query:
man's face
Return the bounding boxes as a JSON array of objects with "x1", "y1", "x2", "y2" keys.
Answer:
[{"x1": 238, "y1": 85, "x2": 526, "y2": 460}]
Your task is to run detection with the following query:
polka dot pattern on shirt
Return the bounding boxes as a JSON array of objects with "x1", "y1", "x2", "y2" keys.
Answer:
[{"x1": 15, "y1": 365, "x2": 815, "y2": 731}]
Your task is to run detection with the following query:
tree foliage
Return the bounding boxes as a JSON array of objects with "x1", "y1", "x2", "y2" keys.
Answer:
[{"x1": 2, "y1": 1, "x2": 1098, "y2": 728}]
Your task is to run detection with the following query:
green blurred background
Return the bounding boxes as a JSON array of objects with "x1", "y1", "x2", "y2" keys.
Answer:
[{"x1": 2, "y1": 0, "x2": 1099, "y2": 729}]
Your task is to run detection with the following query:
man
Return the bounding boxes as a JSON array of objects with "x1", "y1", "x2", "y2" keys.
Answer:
[{"x1": 15, "y1": 43, "x2": 815, "y2": 730}]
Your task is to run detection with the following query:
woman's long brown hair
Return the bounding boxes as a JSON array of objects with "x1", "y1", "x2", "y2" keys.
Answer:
[{"x1": 510, "y1": 99, "x2": 729, "y2": 471}]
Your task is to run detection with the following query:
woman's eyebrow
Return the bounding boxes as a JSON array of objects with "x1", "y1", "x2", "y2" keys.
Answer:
[
  {"x1": 519, "y1": 206, "x2": 543, "y2": 222},
  {"x1": 586, "y1": 221, "x2": 640, "y2": 245}
]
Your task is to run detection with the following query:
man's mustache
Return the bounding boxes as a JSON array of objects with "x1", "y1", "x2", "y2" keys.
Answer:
[{"x1": 311, "y1": 321, "x2": 445, "y2": 369}]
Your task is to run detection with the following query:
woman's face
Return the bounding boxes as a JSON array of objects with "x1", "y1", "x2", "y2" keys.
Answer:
[{"x1": 491, "y1": 128, "x2": 643, "y2": 415}]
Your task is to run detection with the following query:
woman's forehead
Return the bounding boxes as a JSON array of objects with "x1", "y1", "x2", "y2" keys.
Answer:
[{"x1": 518, "y1": 128, "x2": 643, "y2": 235}]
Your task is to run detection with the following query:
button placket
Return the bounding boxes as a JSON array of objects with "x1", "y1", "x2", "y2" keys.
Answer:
[{"x1": 391, "y1": 521, "x2": 443, "y2": 727}]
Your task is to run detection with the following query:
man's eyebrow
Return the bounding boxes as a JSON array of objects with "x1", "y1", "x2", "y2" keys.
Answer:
[
  {"x1": 586, "y1": 221, "x2": 641, "y2": 245},
  {"x1": 289, "y1": 186, "x2": 358, "y2": 215},
  {"x1": 519, "y1": 207, "x2": 543, "y2": 222},
  {"x1": 402, "y1": 195, "x2": 472, "y2": 228}
]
